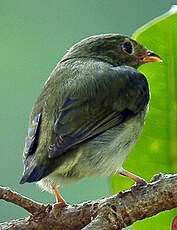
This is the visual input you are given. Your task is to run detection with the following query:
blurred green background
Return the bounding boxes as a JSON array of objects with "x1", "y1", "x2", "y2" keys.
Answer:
[
  {"x1": 112, "y1": 6, "x2": 177, "y2": 229},
  {"x1": 0, "y1": 0, "x2": 176, "y2": 227}
]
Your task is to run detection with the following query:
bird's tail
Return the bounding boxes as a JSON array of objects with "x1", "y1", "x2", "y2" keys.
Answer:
[{"x1": 19, "y1": 162, "x2": 46, "y2": 184}]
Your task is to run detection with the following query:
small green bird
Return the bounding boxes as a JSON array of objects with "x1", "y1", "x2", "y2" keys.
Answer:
[{"x1": 20, "y1": 34, "x2": 162, "y2": 207}]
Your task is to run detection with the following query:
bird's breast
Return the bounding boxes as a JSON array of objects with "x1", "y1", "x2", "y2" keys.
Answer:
[
  {"x1": 38, "y1": 108, "x2": 147, "y2": 191},
  {"x1": 75, "y1": 108, "x2": 147, "y2": 176}
]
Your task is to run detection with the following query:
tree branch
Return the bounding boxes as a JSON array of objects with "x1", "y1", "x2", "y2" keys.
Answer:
[
  {"x1": 0, "y1": 186, "x2": 45, "y2": 215},
  {"x1": 0, "y1": 173, "x2": 177, "y2": 230}
]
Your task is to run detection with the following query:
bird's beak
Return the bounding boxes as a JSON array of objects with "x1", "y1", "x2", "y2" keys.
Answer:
[{"x1": 139, "y1": 50, "x2": 162, "y2": 63}]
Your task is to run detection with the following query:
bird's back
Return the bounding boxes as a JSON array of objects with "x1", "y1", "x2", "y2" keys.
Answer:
[{"x1": 20, "y1": 57, "x2": 149, "y2": 185}]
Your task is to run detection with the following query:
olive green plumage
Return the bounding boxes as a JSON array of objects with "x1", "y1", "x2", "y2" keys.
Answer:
[{"x1": 20, "y1": 34, "x2": 159, "y2": 193}]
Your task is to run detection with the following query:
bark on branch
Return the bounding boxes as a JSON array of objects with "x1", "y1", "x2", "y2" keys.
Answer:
[{"x1": 0, "y1": 173, "x2": 177, "y2": 230}]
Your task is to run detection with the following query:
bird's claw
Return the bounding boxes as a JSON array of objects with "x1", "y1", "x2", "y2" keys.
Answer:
[
  {"x1": 53, "y1": 202, "x2": 68, "y2": 210},
  {"x1": 131, "y1": 179, "x2": 147, "y2": 190},
  {"x1": 52, "y1": 202, "x2": 68, "y2": 217}
]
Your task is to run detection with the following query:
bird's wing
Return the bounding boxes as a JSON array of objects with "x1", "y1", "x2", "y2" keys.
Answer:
[
  {"x1": 23, "y1": 113, "x2": 42, "y2": 159},
  {"x1": 49, "y1": 65, "x2": 149, "y2": 158}
]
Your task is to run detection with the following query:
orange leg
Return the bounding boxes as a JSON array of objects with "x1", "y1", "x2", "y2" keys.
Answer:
[
  {"x1": 53, "y1": 186, "x2": 68, "y2": 208},
  {"x1": 119, "y1": 169, "x2": 146, "y2": 185}
]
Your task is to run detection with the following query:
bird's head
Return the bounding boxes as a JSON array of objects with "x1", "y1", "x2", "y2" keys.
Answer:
[{"x1": 62, "y1": 34, "x2": 162, "y2": 68}]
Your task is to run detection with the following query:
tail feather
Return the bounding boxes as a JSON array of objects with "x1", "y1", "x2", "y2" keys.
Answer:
[{"x1": 19, "y1": 165, "x2": 45, "y2": 184}]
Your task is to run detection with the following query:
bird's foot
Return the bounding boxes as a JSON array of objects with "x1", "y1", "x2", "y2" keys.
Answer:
[
  {"x1": 52, "y1": 201, "x2": 68, "y2": 218},
  {"x1": 134, "y1": 177, "x2": 147, "y2": 186},
  {"x1": 53, "y1": 201, "x2": 68, "y2": 209},
  {"x1": 131, "y1": 179, "x2": 147, "y2": 190},
  {"x1": 52, "y1": 185, "x2": 68, "y2": 210},
  {"x1": 119, "y1": 168, "x2": 147, "y2": 188}
]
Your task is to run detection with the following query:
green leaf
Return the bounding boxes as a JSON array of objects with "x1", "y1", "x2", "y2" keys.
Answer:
[{"x1": 111, "y1": 5, "x2": 177, "y2": 230}]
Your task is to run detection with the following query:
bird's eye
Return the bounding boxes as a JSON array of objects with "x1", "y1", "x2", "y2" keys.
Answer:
[{"x1": 122, "y1": 42, "x2": 133, "y2": 54}]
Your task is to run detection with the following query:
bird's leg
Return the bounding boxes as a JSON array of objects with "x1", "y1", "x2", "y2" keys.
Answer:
[
  {"x1": 52, "y1": 186, "x2": 68, "y2": 208},
  {"x1": 119, "y1": 169, "x2": 146, "y2": 185}
]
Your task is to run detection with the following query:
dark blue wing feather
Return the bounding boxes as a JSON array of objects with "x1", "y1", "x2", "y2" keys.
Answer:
[
  {"x1": 23, "y1": 113, "x2": 42, "y2": 158},
  {"x1": 49, "y1": 66, "x2": 149, "y2": 159}
]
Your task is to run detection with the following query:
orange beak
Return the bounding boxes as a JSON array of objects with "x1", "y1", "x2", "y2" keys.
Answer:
[{"x1": 139, "y1": 50, "x2": 162, "y2": 63}]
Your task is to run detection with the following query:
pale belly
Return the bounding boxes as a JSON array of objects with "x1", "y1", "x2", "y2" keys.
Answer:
[{"x1": 37, "y1": 109, "x2": 146, "y2": 192}]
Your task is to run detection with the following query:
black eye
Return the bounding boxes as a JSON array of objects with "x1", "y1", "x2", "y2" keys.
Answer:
[{"x1": 122, "y1": 42, "x2": 133, "y2": 54}]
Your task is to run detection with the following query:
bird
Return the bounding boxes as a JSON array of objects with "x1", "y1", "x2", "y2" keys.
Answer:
[{"x1": 20, "y1": 34, "x2": 162, "y2": 207}]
